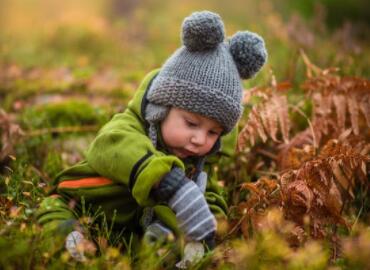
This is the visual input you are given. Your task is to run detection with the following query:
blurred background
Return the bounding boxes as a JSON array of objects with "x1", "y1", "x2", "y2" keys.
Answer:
[
  {"x1": 1, "y1": 0, "x2": 369, "y2": 86},
  {"x1": 0, "y1": 0, "x2": 369, "y2": 144},
  {"x1": 1, "y1": 0, "x2": 369, "y2": 151}
]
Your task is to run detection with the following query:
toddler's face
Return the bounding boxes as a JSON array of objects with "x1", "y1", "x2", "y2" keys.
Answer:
[{"x1": 160, "y1": 108, "x2": 223, "y2": 159}]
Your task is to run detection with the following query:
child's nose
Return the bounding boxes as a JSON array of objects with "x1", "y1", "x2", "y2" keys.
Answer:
[{"x1": 190, "y1": 130, "x2": 207, "y2": 146}]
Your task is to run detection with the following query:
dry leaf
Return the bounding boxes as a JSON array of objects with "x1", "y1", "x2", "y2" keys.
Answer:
[
  {"x1": 333, "y1": 94, "x2": 346, "y2": 131},
  {"x1": 347, "y1": 94, "x2": 360, "y2": 135}
]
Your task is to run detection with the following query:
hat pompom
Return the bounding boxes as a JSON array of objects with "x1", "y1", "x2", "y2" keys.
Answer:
[
  {"x1": 229, "y1": 31, "x2": 267, "y2": 79},
  {"x1": 182, "y1": 11, "x2": 225, "y2": 51}
]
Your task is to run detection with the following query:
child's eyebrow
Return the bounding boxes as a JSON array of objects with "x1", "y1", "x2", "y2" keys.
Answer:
[
  {"x1": 183, "y1": 111, "x2": 200, "y2": 120},
  {"x1": 212, "y1": 126, "x2": 223, "y2": 133}
]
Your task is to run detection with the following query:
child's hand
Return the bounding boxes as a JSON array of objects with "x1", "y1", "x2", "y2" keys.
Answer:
[
  {"x1": 143, "y1": 220, "x2": 175, "y2": 245},
  {"x1": 65, "y1": 231, "x2": 87, "y2": 262}
]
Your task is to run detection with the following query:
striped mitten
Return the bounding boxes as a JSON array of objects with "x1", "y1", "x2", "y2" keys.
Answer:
[{"x1": 153, "y1": 167, "x2": 216, "y2": 243}]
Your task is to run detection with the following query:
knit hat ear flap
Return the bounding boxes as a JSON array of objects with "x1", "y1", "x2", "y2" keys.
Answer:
[
  {"x1": 229, "y1": 31, "x2": 268, "y2": 79},
  {"x1": 181, "y1": 11, "x2": 225, "y2": 51},
  {"x1": 145, "y1": 103, "x2": 169, "y2": 147}
]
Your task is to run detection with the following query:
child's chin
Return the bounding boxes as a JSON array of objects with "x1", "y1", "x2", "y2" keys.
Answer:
[{"x1": 174, "y1": 152, "x2": 189, "y2": 159}]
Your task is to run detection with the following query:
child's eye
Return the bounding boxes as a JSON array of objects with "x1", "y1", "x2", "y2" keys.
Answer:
[
  {"x1": 185, "y1": 120, "x2": 198, "y2": 127},
  {"x1": 208, "y1": 130, "x2": 220, "y2": 136},
  {"x1": 184, "y1": 118, "x2": 198, "y2": 127}
]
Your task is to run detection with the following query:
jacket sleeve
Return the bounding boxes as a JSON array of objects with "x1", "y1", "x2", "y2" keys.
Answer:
[{"x1": 85, "y1": 74, "x2": 184, "y2": 207}]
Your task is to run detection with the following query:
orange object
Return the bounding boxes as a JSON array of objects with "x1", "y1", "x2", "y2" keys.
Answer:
[{"x1": 58, "y1": 177, "x2": 113, "y2": 189}]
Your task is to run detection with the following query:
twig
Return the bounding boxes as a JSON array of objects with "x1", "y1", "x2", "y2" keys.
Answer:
[
  {"x1": 254, "y1": 170, "x2": 280, "y2": 177},
  {"x1": 224, "y1": 183, "x2": 281, "y2": 242},
  {"x1": 300, "y1": 49, "x2": 322, "y2": 78},
  {"x1": 351, "y1": 195, "x2": 367, "y2": 235},
  {"x1": 224, "y1": 212, "x2": 249, "y2": 240},
  {"x1": 289, "y1": 105, "x2": 318, "y2": 150},
  {"x1": 255, "y1": 148, "x2": 278, "y2": 160},
  {"x1": 29, "y1": 165, "x2": 51, "y2": 183},
  {"x1": 223, "y1": 200, "x2": 261, "y2": 241}
]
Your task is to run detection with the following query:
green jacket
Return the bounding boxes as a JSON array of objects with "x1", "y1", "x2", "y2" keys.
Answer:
[{"x1": 36, "y1": 69, "x2": 237, "y2": 236}]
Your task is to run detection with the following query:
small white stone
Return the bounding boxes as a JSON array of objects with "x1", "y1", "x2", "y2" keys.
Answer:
[
  {"x1": 65, "y1": 231, "x2": 86, "y2": 262},
  {"x1": 176, "y1": 241, "x2": 204, "y2": 269}
]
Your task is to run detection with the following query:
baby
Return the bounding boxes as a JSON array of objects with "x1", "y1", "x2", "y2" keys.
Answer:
[{"x1": 36, "y1": 10, "x2": 267, "y2": 264}]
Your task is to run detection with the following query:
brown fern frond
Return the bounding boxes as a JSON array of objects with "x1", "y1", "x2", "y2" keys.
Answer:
[
  {"x1": 239, "y1": 177, "x2": 280, "y2": 213},
  {"x1": 304, "y1": 76, "x2": 369, "y2": 135},
  {"x1": 282, "y1": 180, "x2": 314, "y2": 215},
  {"x1": 250, "y1": 107, "x2": 268, "y2": 143},
  {"x1": 281, "y1": 164, "x2": 346, "y2": 230},
  {"x1": 236, "y1": 55, "x2": 369, "y2": 249},
  {"x1": 236, "y1": 177, "x2": 281, "y2": 239},
  {"x1": 263, "y1": 102, "x2": 279, "y2": 142},
  {"x1": 300, "y1": 53, "x2": 370, "y2": 144},
  {"x1": 274, "y1": 94, "x2": 290, "y2": 143},
  {"x1": 237, "y1": 122, "x2": 256, "y2": 151},
  {"x1": 333, "y1": 94, "x2": 347, "y2": 131},
  {"x1": 312, "y1": 92, "x2": 333, "y2": 120},
  {"x1": 277, "y1": 116, "x2": 340, "y2": 170},
  {"x1": 238, "y1": 83, "x2": 292, "y2": 150},
  {"x1": 330, "y1": 159, "x2": 355, "y2": 199},
  {"x1": 281, "y1": 139, "x2": 368, "y2": 228},
  {"x1": 278, "y1": 144, "x2": 315, "y2": 170},
  {"x1": 261, "y1": 137, "x2": 368, "y2": 240},
  {"x1": 242, "y1": 86, "x2": 260, "y2": 104},
  {"x1": 348, "y1": 93, "x2": 361, "y2": 135},
  {"x1": 300, "y1": 49, "x2": 323, "y2": 78},
  {"x1": 359, "y1": 95, "x2": 370, "y2": 127}
]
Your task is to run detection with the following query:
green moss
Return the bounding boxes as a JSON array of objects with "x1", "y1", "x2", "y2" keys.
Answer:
[
  {"x1": 42, "y1": 150, "x2": 63, "y2": 180},
  {"x1": 21, "y1": 100, "x2": 111, "y2": 130}
]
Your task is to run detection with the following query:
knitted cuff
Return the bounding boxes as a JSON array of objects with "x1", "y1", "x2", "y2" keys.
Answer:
[
  {"x1": 143, "y1": 220, "x2": 175, "y2": 245},
  {"x1": 152, "y1": 167, "x2": 188, "y2": 202},
  {"x1": 57, "y1": 219, "x2": 82, "y2": 236}
]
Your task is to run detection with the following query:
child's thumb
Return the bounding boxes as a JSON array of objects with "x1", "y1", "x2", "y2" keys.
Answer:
[{"x1": 195, "y1": 171, "x2": 207, "y2": 193}]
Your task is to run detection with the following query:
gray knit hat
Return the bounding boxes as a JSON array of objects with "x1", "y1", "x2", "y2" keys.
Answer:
[{"x1": 146, "y1": 11, "x2": 267, "y2": 137}]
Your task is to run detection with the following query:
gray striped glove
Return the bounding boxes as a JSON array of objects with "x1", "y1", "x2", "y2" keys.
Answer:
[{"x1": 152, "y1": 167, "x2": 216, "y2": 242}]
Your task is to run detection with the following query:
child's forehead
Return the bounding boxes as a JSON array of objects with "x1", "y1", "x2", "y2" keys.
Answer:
[{"x1": 180, "y1": 109, "x2": 205, "y2": 120}]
